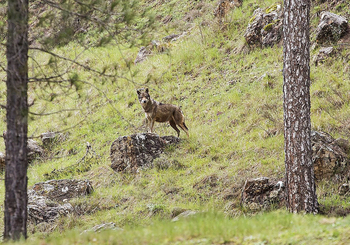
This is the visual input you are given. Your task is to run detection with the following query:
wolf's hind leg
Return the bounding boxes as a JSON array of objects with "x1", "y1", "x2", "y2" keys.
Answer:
[
  {"x1": 178, "y1": 122, "x2": 189, "y2": 137},
  {"x1": 169, "y1": 119, "x2": 180, "y2": 137}
]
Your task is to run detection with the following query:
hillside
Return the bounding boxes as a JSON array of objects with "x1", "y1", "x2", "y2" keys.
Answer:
[{"x1": 1, "y1": 0, "x2": 350, "y2": 244}]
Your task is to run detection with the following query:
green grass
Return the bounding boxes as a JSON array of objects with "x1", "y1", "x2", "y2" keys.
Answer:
[
  {"x1": 8, "y1": 211, "x2": 350, "y2": 244},
  {"x1": 1, "y1": 0, "x2": 350, "y2": 243}
]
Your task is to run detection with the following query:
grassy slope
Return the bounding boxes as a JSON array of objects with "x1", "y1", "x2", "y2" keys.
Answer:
[
  {"x1": 13, "y1": 211, "x2": 350, "y2": 244},
  {"x1": 1, "y1": 0, "x2": 350, "y2": 243}
]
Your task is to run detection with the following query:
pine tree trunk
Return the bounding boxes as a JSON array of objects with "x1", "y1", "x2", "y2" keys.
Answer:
[
  {"x1": 283, "y1": 0, "x2": 318, "y2": 213},
  {"x1": 4, "y1": 0, "x2": 29, "y2": 240}
]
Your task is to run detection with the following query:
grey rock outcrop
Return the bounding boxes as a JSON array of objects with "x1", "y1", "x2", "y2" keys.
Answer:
[
  {"x1": 41, "y1": 132, "x2": 66, "y2": 148},
  {"x1": 28, "y1": 139, "x2": 44, "y2": 162},
  {"x1": 241, "y1": 177, "x2": 285, "y2": 211},
  {"x1": 163, "y1": 34, "x2": 181, "y2": 42},
  {"x1": 244, "y1": 5, "x2": 283, "y2": 47},
  {"x1": 316, "y1": 12, "x2": 349, "y2": 44},
  {"x1": 134, "y1": 40, "x2": 169, "y2": 64},
  {"x1": 134, "y1": 46, "x2": 152, "y2": 64},
  {"x1": 31, "y1": 179, "x2": 93, "y2": 202},
  {"x1": 110, "y1": 133, "x2": 180, "y2": 173},
  {"x1": 313, "y1": 47, "x2": 335, "y2": 66},
  {"x1": 28, "y1": 194, "x2": 74, "y2": 224},
  {"x1": 311, "y1": 131, "x2": 350, "y2": 182},
  {"x1": 28, "y1": 179, "x2": 93, "y2": 224}
]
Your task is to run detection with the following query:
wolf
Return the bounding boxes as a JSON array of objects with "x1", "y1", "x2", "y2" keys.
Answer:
[{"x1": 137, "y1": 88, "x2": 189, "y2": 137}]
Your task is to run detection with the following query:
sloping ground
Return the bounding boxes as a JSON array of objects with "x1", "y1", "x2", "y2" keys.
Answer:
[
  {"x1": 8, "y1": 211, "x2": 350, "y2": 244},
  {"x1": 0, "y1": 0, "x2": 350, "y2": 243}
]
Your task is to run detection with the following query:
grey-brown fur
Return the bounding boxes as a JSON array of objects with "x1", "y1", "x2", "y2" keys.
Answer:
[{"x1": 137, "y1": 88, "x2": 189, "y2": 137}]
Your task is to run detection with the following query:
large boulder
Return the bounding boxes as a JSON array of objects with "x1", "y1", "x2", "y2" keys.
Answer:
[
  {"x1": 315, "y1": 12, "x2": 349, "y2": 44},
  {"x1": 28, "y1": 194, "x2": 74, "y2": 224},
  {"x1": 28, "y1": 179, "x2": 93, "y2": 224},
  {"x1": 28, "y1": 139, "x2": 44, "y2": 162},
  {"x1": 110, "y1": 133, "x2": 180, "y2": 173},
  {"x1": 311, "y1": 131, "x2": 350, "y2": 182},
  {"x1": 31, "y1": 179, "x2": 93, "y2": 202},
  {"x1": 241, "y1": 177, "x2": 285, "y2": 211},
  {"x1": 244, "y1": 5, "x2": 283, "y2": 47}
]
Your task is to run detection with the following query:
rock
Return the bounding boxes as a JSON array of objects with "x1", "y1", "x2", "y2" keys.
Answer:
[
  {"x1": 81, "y1": 222, "x2": 123, "y2": 234},
  {"x1": 171, "y1": 207, "x2": 188, "y2": 218},
  {"x1": 244, "y1": 5, "x2": 283, "y2": 47},
  {"x1": 28, "y1": 179, "x2": 93, "y2": 224},
  {"x1": 151, "y1": 40, "x2": 170, "y2": 53},
  {"x1": 171, "y1": 210, "x2": 198, "y2": 222},
  {"x1": 339, "y1": 183, "x2": 350, "y2": 196},
  {"x1": 28, "y1": 195, "x2": 74, "y2": 224},
  {"x1": 28, "y1": 139, "x2": 44, "y2": 162},
  {"x1": 134, "y1": 40, "x2": 170, "y2": 64},
  {"x1": 110, "y1": 133, "x2": 180, "y2": 173},
  {"x1": 241, "y1": 177, "x2": 285, "y2": 211},
  {"x1": 0, "y1": 152, "x2": 4, "y2": 172},
  {"x1": 214, "y1": 0, "x2": 235, "y2": 20},
  {"x1": 134, "y1": 46, "x2": 152, "y2": 64},
  {"x1": 315, "y1": 12, "x2": 349, "y2": 44},
  {"x1": 313, "y1": 47, "x2": 335, "y2": 66},
  {"x1": 311, "y1": 131, "x2": 350, "y2": 181},
  {"x1": 31, "y1": 179, "x2": 94, "y2": 202},
  {"x1": 41, "y1": 132, "x2": 66, "y2": 148},
  {"x1": 163, "y1": 34, "x2": 180, "y2": 42},
  {"x1": 261, "y1": 20, "x2": 283, "y2": 47},
  {"x1": 2, "y1": 132, "x2": 43, "y2": 164}
]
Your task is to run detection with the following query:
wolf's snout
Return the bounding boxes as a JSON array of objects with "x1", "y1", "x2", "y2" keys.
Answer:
[{"x1": 142, "y1": 100, "x2": 147, "y2": 103}]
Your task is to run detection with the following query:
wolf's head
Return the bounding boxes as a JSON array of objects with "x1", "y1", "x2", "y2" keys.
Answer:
[{"x1": 137, "y1": 88, "x2": 151, "y2": 107}]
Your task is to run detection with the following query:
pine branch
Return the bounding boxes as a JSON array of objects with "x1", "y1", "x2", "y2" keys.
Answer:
[
  {"x1": 29, "y1": 47, "x2": 133, "y2": 82},
  {"x1": 29, "y1": 108, "x2": 81, "y2": 116}
]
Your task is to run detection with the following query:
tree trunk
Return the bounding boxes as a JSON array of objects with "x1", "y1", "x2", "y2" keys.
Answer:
[
  {"x1": 4, "y1": 0, "x2": 29, "y2": 240},
  {"x1": 283, "y1": 0, "x2": 318, "y2": 213}
]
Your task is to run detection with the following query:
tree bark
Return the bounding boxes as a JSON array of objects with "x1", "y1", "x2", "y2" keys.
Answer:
[
  {"x1": 283, "y1": 0, "x2": 318, "y2": 213},
  {"x1": 4, "y1": 0, "x2": 29, "y2": 240}
]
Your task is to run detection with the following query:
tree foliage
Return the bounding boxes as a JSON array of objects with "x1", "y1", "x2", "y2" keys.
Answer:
[{"x1": 2, "y1": 0, "x2": 155, "y2": 240}]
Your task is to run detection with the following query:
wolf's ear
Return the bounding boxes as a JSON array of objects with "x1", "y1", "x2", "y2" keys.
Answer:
[
  {"x1": 137, "y1": 89, "x2": 141, "y2": 95},
  {"x1": 145, "y1": 88, "x2": 149, "y2": 93}
]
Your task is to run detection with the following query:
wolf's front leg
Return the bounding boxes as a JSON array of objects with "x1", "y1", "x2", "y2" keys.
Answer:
[
  {"x1": 145, "y1": 115, "x2": 151, "y2": 133},
  {"x1": 149, "y1": 119, "x2": 155, "y2": 133}
]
